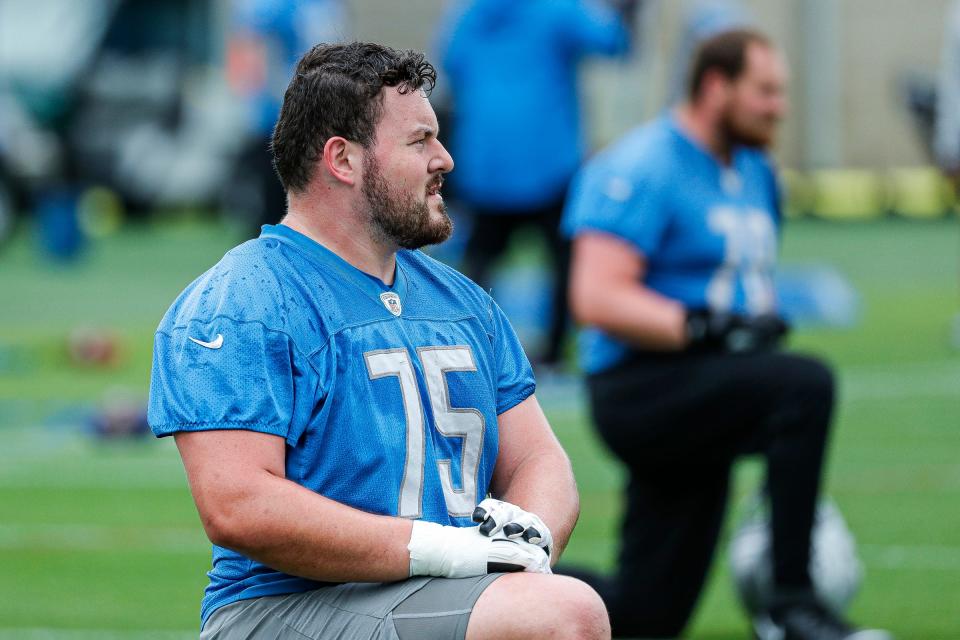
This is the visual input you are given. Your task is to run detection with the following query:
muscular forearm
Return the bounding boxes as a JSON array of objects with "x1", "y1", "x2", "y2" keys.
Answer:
[
  {"x1": 205, "y1": 471, "x2": 414, "y2": 583},
  {"x1": 177, "y1": 430, "x2": 413, "y2": 583},
  {"x1": 575, "y1": 278, "x2": 688, "y2": 350},
  {"x1": 570, "y1": 233, "x2": 689, "y2": 350}
]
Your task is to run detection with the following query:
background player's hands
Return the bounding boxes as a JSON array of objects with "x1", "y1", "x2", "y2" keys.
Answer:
[
  {"x1": 685, "y1": 309, "x2": 790, "y2": 354},
  {"x1": 408, "y1": 520, "x2": 551, "y2": 579},
  {"x1": 472, "y1": 498, "x2": 553, "y2": 558}
]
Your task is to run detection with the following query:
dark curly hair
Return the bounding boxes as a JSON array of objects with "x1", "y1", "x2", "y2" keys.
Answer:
[{"x1": 271, "y1": 42, "x2": 437, "y2": 193}]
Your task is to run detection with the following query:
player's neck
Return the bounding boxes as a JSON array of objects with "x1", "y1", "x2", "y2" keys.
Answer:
[
  {"x1": 674, "y1": 104, "x2": 734, "y2": 165},
  {"x1": 282, "y1": 195, "x2": 398, "y2": 286}
]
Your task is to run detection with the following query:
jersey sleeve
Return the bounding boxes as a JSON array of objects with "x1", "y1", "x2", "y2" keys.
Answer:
[
  {"x1": 562, "y1": 160, "x2": 669, "y2": 257},
  {"x1": 147, "y1": 316, "x2": 317, "y2": 446},
  {"x1": 487, "y1": 297, "x2": 536, "y2": 415}
]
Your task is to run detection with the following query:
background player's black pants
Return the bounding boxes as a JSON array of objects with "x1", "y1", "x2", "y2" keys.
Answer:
[
  {"x1": 460, "y1": 197, "x2": 571, "y2": 365},
  {"x1": 563, "y1": 350, "x2": 835, "y2": 638}
]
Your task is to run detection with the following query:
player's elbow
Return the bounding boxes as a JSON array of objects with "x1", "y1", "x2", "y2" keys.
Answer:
[
  {"x1": 200, "y1": 508, "x2": 242, "y2": 549},
  {"x1": 569, "y1": 282, "x2": 606, "y2": 328},
  {"x1": 568, "y1": 274, "x2": 591, "y2": 324},
  {"x1": 194, "y1": 489, "x2": 260, "y2": 551},
  {"x1": 197, "y1": 507, "x2": 240, "y2": 550}
]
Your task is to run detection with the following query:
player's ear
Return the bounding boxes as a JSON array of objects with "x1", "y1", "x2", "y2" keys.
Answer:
[
  {"x1": 699, "y1": 69, "x2": 732, "y2": 108},
  {"x1": 321, "y1": 136, "x2": 361, "y2": 186}
]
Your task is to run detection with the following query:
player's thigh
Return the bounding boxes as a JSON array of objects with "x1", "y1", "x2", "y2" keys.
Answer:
[
  {"x1": 200, "y1": 576, "x2": 499, "y2": 640},
  {"x1": 709, "y1": 351, "x2": 834, "y2": 403},
  {"x1": 588, "y1": 351, "x2": 833, "y2": 461},
  {"x1": 466, "y1": 573, "x2": 610, "y2": 640}
]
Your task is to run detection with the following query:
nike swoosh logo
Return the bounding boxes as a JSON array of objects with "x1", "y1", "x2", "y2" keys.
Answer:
[{"x1": 188, "y1": 334, "x2": 223, "y2": 349}]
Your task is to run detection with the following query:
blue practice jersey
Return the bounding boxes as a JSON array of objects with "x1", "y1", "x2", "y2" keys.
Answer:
[
  {"x1": 563, "y1": 114, "x2": 782, "y2": 374},
  {"x1": 148, "y1": 224, "x2": 535, "y2": 625}
]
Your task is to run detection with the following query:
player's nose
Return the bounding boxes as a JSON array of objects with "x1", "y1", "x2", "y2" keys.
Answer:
[{"x1": 432, "y1": 139, "x2": 454, "y2": 174}]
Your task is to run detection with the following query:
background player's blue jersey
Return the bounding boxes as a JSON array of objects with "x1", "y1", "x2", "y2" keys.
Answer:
[
  {"x1": 436, "y1": 0, "x2": 630, "y2": 210},
  {"x1": 148, "y1": 224, "x2": 535, "y2": 625},
  {"x1": 563, "y1": 114, "x2": 782, "y2": 374}
]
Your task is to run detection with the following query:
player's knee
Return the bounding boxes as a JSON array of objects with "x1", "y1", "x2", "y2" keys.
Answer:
[
  {"x1": 782, "y1": 355, "x2": 835, "y2": 409},
  {"x1": 469, "y1": 574, "x2": 610, "y2": 640},
  {"x1": 549, "y1": 577, "x2": 610, "y2": 640}
]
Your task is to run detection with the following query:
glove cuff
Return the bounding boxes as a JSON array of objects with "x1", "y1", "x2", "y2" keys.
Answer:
[
  {"x1": 408, "y1": 520, "x2": 487, "y2": 578},
  {"x1": 408, "y1": 520, "x2": 445, "y2": 577}
]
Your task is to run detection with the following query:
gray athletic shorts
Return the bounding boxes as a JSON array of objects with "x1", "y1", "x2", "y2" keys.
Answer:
[{"x1": 199, "y1": 574, "x2": 503, "y2": 640}]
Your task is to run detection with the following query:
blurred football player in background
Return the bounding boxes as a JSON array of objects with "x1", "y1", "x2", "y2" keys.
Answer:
[
  {"x1": 559, "y1": 29, "x2": 892, "y2": 640},
  {"x1": 435, "y1": 0, "x2": 636, "y2": 369}
]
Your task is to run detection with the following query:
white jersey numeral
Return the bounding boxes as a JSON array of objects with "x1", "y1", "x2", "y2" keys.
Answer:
[
  {"x1": 705, "y1": 206, "x2": 777, "y2": 314},
  {"x1": 364, "y1": 346, "x2": 484, "y2": 519}
]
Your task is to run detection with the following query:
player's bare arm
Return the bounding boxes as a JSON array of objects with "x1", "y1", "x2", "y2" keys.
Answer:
[
  {"x1": 175, "y1": 429, "x2": 414, "y2": 583},
  {"x1": 569, "y1": 231, "x2": 688, "y2": 350},
  {"x1": 487, "y1": 394, "x2": 579, "y2": 562}
]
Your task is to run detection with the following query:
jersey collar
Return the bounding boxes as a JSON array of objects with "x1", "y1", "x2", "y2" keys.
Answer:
[
  {"x1": 260, "y1": 223, "x2": 409, "y2": 310},
  {"x1": 665, "y1": 113, "x2": 748, "y2": 176}
]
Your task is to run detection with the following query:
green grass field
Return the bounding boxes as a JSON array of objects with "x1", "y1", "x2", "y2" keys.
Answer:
[{"x1": 0, "y1": 217, "x2": 957, "y2": 639}]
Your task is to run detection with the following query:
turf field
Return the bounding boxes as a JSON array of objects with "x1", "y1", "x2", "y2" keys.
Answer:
[{"x1": 0, "y1": 217, "x2": 957, "y2": 639}]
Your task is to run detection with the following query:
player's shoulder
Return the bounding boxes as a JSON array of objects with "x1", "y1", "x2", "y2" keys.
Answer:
[
  {"x1": 587, "y1": 116, "x2": 679, "y2": 180},
  {"x1": 573, "y1": 117, "x2": 677, "y2": 205},
  {"x1": 156, "y1": 236, "x2": 322, "y2": 341},
  {"x1": 400, "y1": 249, "x2": 489, "y2": 300},
  {"x1": 399, "y1": 250, "x2": 496, "y2": 323}
]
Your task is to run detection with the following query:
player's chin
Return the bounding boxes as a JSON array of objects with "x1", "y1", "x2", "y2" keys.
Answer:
[{"x1": 427, "y1": 211, "x2": 454, "y2": 245}]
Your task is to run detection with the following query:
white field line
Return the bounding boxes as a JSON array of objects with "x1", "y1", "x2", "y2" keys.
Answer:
[
  {"x1": 0, "y1": 630, "x2": 195, "y2": 640},
  {"x1": 859, "y1": 543, "x2": 960, "y2": 571},
  {"x1": 839, "y1": 361, "x2": 960, "y2": 402},
  {"x1": 0, "y1": 523, "x2": 206, "y2": 553},
  {"x1": 0, "y1": 474, "x2": 187, "y2": 490},
  {"x1": 1, "y1": 523, "x2": 958, "y2": 573},
  {"x1": 0, "y1": 363, "x2": 953, "y2": 493},
  {"x1": 531, "y1": 360, "x2": 959, "y2": 409}
]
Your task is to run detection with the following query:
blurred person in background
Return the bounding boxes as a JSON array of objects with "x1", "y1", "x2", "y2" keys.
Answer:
[
  {"x1": 559, "y1": 29, "x2": 892, "y2": 640},
  {"x1": 149, "y1": 42, "x2": 607, "y2": 639},
  {"x1": 223, "y1": 0, "x2": 348, "y2": 236},
  {"x1": 435, "y1": 0, "x2": 637, "y2": 370}
]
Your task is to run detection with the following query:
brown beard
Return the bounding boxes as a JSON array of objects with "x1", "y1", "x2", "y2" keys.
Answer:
[
  {"x1": 721, "y1": 107, "x2": 776, "y2": 149},
  {"x1": 361, "y1": 154, "x2": 453, "y2": 250}
]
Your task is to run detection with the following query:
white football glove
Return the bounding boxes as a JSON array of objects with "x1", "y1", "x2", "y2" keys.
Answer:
[
  {"x1": 471, "y1": 498, "x2": 554, "y2": 557},
  {"x1": 408, "y1": 520, "x2": 551, "y2": 578}
]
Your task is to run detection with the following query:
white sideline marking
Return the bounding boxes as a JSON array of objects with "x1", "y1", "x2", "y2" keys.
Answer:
[
  {"x1": 860, "y1": 544, "x2": 960, "y2": 571},
  {"x1": 0, "y1": 523, "x2": 206, "y2": 553},
  {"x1": 1, "y1": 523, "x2": 957, "y2": 573},
  {"x1": 840, "y1": 361, "x2": 960, "y2": 401},
  {"x1": 0, "y1": 631, "x2": 195, "y2": 640}
]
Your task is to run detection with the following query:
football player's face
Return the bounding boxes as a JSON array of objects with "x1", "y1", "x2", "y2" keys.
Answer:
[
  {"x1": 723, "y1": 43, "x2": 788, "y2": 148},
  {"x1": 361, "y1": 87, "x2": 454, "y2": 249}
]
